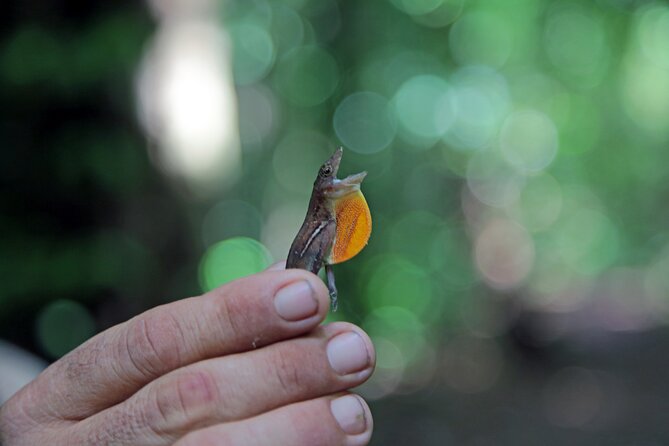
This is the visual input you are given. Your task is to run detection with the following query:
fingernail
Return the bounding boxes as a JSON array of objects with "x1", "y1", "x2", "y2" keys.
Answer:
[
  {"x1": 274, "y1": 281, "x2": 319, "y2": 321},
  {"x1": 330, "y1": 395, "x2": 367, "y2": 435},
  {"x1": 327, "y1": 332, "x2": 370, "y2": 375}
]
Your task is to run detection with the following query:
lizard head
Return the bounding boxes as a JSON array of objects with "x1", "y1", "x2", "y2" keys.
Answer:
[{"x1": 315, "y1": 147, "x2": 367, "y2": 199}]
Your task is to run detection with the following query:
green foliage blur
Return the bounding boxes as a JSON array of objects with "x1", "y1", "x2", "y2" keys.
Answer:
[{"x1": 3, "y1": 0, "x2": 669, "y2": 443}]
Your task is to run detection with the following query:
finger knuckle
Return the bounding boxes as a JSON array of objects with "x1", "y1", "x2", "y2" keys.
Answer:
[
  {"x1": 270, "y1": 346, "x2": 307, "y2": 392},
  {"x1": 214, "y1": 292, "x2": 251, "y2": 342},
  {"x1": 125, "y1": 311, "x2": 184, "y2": 377},
  {"x1": 211, "y1": 277, "x2": 274, "y2": 344},
  {"x1": 217, "y1": 295, "x2": 240, "y2": 335},
  {"x1": 153, "y1": 370, "x2": 219, "y2": 429},
  {"x1": 0, "y1": 386, "x2": 60, "y2": 443},
  {"x1": 0, "y1": 399, "x2": 25, "y2": 444},
  {"x1": 84, "y1": 398, "x2": 158, "y2": 445}
]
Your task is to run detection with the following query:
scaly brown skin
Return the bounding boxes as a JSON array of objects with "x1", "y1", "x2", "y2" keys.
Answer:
[
  {"x1": 286, "y1": 148, "x2": 366, "y2": 310},
  {"x1": 286, "y1": 171, "x2": 337, "y2": 276}
]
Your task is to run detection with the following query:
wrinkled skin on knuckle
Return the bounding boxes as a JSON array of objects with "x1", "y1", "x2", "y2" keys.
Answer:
[
  {"x1": 0, "y1": 385, "x2": 58, "y2": 445},
  {"x1": 0, "y1": 401, "x2": 23, "y2": 445},
  {"x1": 209, "y1": 275, "x2": 283, "y2": 345},
  {"x1": 125, "y1": 311, "x2": 184, "y2": 378},
  {"x1": 152, "y1": 370, "x2": 220, "y2": 434},
  {"x1": 1, "y1": 395, "x2": 130, "y2": 446},
  {"x1": 62, "y1": 332, "x2": 110, "y2": 384},
  {"x1": 267, "y1": 341, "x2": 328, "y2": 400},
  {"x1": 212, "y1": 287, "x2": 262, "y2": 344},
  {"x1": 270, "y1": 347, "x2": 306, "y2": 393},
  {"x1": 76, "y1": 392, "x2": 168, "y2": 446}
]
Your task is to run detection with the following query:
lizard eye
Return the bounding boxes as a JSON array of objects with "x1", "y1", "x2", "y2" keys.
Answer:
[{"x1": 320, "y1": 165, "x2": 333, "y2": 177}]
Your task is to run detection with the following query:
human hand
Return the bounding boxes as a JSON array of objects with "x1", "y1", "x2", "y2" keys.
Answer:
[{"x1": 0, "y1": 266, "x2": 375, "y2": 445}]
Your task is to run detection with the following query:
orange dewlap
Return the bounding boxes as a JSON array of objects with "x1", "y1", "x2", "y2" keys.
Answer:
[{"x1": 328, "y1": 190, "x2": 372, "y2": 264}]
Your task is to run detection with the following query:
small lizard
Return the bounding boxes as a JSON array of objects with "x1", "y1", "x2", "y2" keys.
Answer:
[{"x1": 286, "y1": 148, "x2": 372, "y2": 311}]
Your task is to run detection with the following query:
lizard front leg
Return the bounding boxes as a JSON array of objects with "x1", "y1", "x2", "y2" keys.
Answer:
[{"x1": 325, "y1": 264, "x2": 338, "y2": 311}]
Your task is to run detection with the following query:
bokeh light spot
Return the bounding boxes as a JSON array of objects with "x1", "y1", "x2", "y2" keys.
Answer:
[
  {"x1": 499, "y1": 109, "x2": 558, "y2": 173},
  {"x1": 360, "y1": 336, "x2": 405, "y2": 399},
  {"x1": 636, "y1": 4, "x2": 669, "y2": 70},
  {"x1": 229, "y1": 22, "x2": 275, "y2": 85},
  {"x1": 390, "y1": 211, "x2": 446, "y2": 272},
  {"x1": 364, "y1": 306, "x2": 426, "y2": 365},
  {"x1": 333, "y1": 92, "x2": 397, "y2": 154},
  {"x1": 272, "y1": 130, "x2": 332, "y2": 194},
  {"x1": 201, "y1": 200, "x2": 262, "y2": 247},
  {"x1": 359, "y1": 48, "x2": 446, "y2": 98},
  {"x1": 622, "y1": 3, "x2": 669, "y2": 134},
  {"x1": 199, "y1": 237, "x2": 273, "y2": 291},
  {"x1": 261, "y1": 201, "x2": 309, "y2": 262},
  {"x1": 446, "y1": 87, "x2": 495, "y2": 150},
  {"x1": 270, "y1": 4, "x2": 305, "y2": 56},
  {"x1": 622, "y1": 55, "x2": 669, "y2": 135},
  {"x1": 544, "y1": 6, "x2": 609, "y2": 86},
  {"x1": 526, "y1": 250, "x2": 582, "y2": 312},
  {"x1": 274, "y1": 45, "x2": 339, "y2": 107},
  {"x1": 36, "y1": 300, "x2": 96, "y2": 359},
  {"x1": 559, "y1": 95, "x2": 600, "y2": 155},
  {"x1": 237, "y1": 85, "x2": 277, "y2": 149},
  {"x1": 466, "y1": 152, "x2": 524, "y2": 208},
  {"x1": 137, "y1": 21, "x2": 240, "y2": 192},
  {"x1": 556, "y1": 209, "x2": 619, "y2": 275},
  {"x1": 365, "y1": 256, "x2": 433, "y2": 317},
  {"x1": 411, "y1": 0, "x2": 464, "y2": 28},
  {"x1": 390, "y1": 0, "x2": 444, "y2": 16},
  {"x1": 514, "y1": 173, "x2": 563, "y2": 231},
  {"x1": 449, "y1": 10, "x2": 513, "y2": 68},
  {"x1": 373, "y1": 336, "x2": 406, "y2": 371},
  {"x1": 509, "y1": 71, "x2": 570, "y2": 126},
  {"x1": 393, "y1": 75, "x2": 454, "y2": 145},
  {"x1": 444, "y1": 66, "x2": 511, "y2": 151},
  {"x1": 475, "y1": 218, "x2": 535, "y2": 289}
]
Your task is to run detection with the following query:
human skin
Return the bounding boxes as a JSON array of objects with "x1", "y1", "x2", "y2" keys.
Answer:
[{"x1": 0, "y1": 264, "x2": 375, "y2": 445}]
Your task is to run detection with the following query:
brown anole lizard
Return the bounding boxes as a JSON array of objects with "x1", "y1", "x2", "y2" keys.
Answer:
[{"x1": 286, "y1": 148, "x2": 372, "y2": 311}]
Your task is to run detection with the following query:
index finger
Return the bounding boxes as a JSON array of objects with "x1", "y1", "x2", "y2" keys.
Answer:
[{"x1": 11, "y1": 268, "x2": 330, "y2": 423}]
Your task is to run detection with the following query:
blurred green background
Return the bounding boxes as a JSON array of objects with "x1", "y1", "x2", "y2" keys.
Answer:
[{"x1": 2, "y1": 0, "x2": 669, "y2": 444}]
